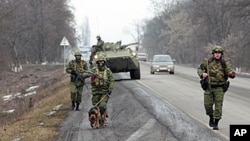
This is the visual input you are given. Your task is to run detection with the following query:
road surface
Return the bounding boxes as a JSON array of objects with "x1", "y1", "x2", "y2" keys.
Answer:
[{"x1": 53, "y1": 62, "x2": 250, "y2": 141}]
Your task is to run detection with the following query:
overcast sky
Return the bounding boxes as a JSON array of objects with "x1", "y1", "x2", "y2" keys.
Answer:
[{"x1": 69, "y1": 0, "x2": 153, "y2": 46}]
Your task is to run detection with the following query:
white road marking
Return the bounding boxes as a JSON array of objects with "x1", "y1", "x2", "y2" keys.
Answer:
[{"x1": 126, "y1": 118, "x2": 156, "y2": 141}]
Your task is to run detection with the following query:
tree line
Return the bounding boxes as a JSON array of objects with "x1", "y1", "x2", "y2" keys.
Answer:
[
  {"x1": 1, "y1": 0, "x2": 250, "y2": 72},
  {"x1": 0, "y1": 0, "x2": 76, "y2": 71},
  {"x1": 142, "y1": 0, "x2": 250, "y2": 72}
]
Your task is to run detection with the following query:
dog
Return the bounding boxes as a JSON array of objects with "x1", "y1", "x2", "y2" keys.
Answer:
[{"x1": 88, "y1": 106, "x2": 107, "y2": 129}]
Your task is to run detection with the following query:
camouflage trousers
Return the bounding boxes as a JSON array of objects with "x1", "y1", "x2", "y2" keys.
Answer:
[
  {"x1": 91, "y1": 87, "x2": 109, "y2": 110},
  {"x1": 70, "y1": 82, "x2": 83, "y2": 104},
  {"x1": 204, "y1": 87, "x2": 225, "y2": 119}
]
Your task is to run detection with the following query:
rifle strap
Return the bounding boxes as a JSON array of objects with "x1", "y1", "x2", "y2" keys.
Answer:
[
  {"x1": 95, "y1": 68, "x2": 107, "y2": 80},
  {"x1": 73, "y1": 60, "x2": 85, "y2": 71}
]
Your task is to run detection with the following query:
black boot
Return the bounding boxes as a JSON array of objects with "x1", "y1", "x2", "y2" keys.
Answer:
[
  {"x1": 213, "y1": 119, "x2": 220, "y2": 130},
  {"x1": 209, "y1": 115, "x2": 214, "y2": 127},
  {"x1": 71, "y1": 101, "x2": 75, "y2": 110},
  {"x1": 76, "y1": 103, "x2": 80, "y2": 111}
]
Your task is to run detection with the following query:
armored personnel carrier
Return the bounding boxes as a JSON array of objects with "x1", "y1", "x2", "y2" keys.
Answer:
[{"x1": 93, "y1": 41, "x2": 140, "y2": 79}]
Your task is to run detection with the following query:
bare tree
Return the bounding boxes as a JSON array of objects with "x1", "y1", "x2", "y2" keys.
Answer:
[
  {"x1": 0, "y1": 0, "x2": 77, "y2": 72},
  {"x1": 142, "y1": 0, "x2": 250, "y2": 70},
  {"x1": 80, "y1": 17, "x2": 91, "y2": 46}
]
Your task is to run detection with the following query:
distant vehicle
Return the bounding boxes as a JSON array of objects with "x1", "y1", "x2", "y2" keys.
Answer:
[
  {"x1": 79, "y1": 46, "x2": 91, "y2": 63},
  {"x1": 150, "y1": 54, "x2": 175, "y2": 74},
  {"x1": 137, "y1": 53, "x2": 147, "y2": 62},
  {"x1": 94, "y1": 41, "x2": 141, "y2": 79},
  {"x1": 80, "y1": 50, "x2": 91, "y2": 61}
]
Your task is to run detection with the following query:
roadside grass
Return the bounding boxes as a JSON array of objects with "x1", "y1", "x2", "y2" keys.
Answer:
[{"x1": 0, "y1": 75, "x2": 71, "y2": 141}]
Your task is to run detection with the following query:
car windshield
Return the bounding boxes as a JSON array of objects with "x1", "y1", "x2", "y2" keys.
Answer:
[{"x1": 153, "y1": 55, "x2": 172, "y2": 62}]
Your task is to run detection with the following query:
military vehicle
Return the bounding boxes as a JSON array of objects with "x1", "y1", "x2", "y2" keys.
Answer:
[{"x1": 93, "y1": 41, "x2": 140, "y2": 79}]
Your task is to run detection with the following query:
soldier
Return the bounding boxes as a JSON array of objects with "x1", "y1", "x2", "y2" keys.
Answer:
[
  {"x1": 94, "y1": 35, "x2": 104, "y2": 52},
  {"x1": 89, "y1": 35, "x2": 104, "y2": 65},
  {"x1": 197, "y1": 45, "x2": 236, "y2": 130},
  {"x1": 89, "y1": 55, "x2": 114, "y2": 119},
  {"x1": 66, "y1": 51, "x2": 90, "y2": 111}
]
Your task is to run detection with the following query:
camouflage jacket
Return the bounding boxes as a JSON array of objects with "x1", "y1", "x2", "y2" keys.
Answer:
[
  {"x1": 66, "y1": 60, "x2": 89, "y2": 83},
  {"x1": 95, "y1": 40, "x2": 104, "y2": 51},
  {"x1": 197, "y1": 58, "x2": 234, "y2": 85},
  {"x1": 90, "y1": 66, "x2": 114, "y2": 90}
]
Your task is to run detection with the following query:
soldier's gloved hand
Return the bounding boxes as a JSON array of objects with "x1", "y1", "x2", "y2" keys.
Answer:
[
  {"x1": 71, "y1": 70, "x2": 76, "y2": 75},
  {"x1": 229, "y1": 71, "x2": 236, "y2": 79},
  {"x1": 108, "y1": 90, "x2": 112, "y2": 95}
]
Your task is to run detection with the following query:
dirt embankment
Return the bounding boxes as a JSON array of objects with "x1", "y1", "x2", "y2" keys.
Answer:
[{"x1": 0, "y1": 64, "x2": 71, "y2": 141}]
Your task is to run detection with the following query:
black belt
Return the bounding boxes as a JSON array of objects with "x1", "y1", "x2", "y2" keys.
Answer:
[{"x1": 211, "y1": 85, "x2": 223, "y2": 88}]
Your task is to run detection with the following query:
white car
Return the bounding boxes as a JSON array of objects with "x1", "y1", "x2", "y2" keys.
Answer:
[
  {"x1": 150, "y1": 54, "x2": 175, "y2": 74},
  {"x1": 137, "y1": 53, "x2": 147, "y2": 62}
]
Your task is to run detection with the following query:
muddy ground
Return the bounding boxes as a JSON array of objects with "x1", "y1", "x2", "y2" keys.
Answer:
[{"x1": 0, "y1": 64, "x2": 65, "y2": 125}]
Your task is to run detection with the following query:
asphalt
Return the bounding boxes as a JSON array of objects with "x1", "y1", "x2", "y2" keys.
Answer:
[{"x1": 53, "y1": 76, "x2": 227, "y2": 141}]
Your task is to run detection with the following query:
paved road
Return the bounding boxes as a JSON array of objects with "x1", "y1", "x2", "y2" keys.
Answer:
[
  {"x1": 53, "y1": 79, "x2": 180, "y2": 141},
  {"x1": 54, "y1": 62, "x2": 249, "y2": 141},
  {"x1": 138, "y1": 62, "x2": 250, "y2": 140}
]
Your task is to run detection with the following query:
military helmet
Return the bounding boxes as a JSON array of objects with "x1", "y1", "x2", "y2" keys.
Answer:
[
  {"x1": 74, "y1": 51, "x2": 82, "y2": 56},
  {"x1": 96, "y1": 35, "x2": 101, "y2": 39},
  {"x1": 212, "y1": 46, "x2": 224, "y2": 54},
  {"x1": 96, "y1": 55, "x2": 106, "y2": 62}
]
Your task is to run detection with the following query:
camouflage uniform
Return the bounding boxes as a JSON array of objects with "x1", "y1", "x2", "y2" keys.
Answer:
[
  {"x1": 66, "y1": 52, "x2": 89, "y2": 110},
  {"x1": 90, "y1": 56, "x2": 114, "y2": 116},
  {"x1": 94, "y1": 35, "x2": 104, "y2": 52},
  {"x1": 197, "y1": 46, "x2": 236, "y2": 130},
  {"x1": 89, "y1": 35, "x2": 104, "y2": 64}
]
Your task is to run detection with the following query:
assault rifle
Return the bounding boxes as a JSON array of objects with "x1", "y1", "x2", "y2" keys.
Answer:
[
  {"x1": 75, "y1": 71, "x2": 86, "y2": 84},
  {"x1": 85, "y1": 71, "x2": 110, "y2": 84},
  {"x1": 70, "y1": 67, "x2": 86, "y2": 84}
]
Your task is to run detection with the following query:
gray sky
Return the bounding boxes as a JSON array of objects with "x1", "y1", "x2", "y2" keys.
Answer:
[{"x1": 70, "y1": 0, "x2": 152, "y2": 45}]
